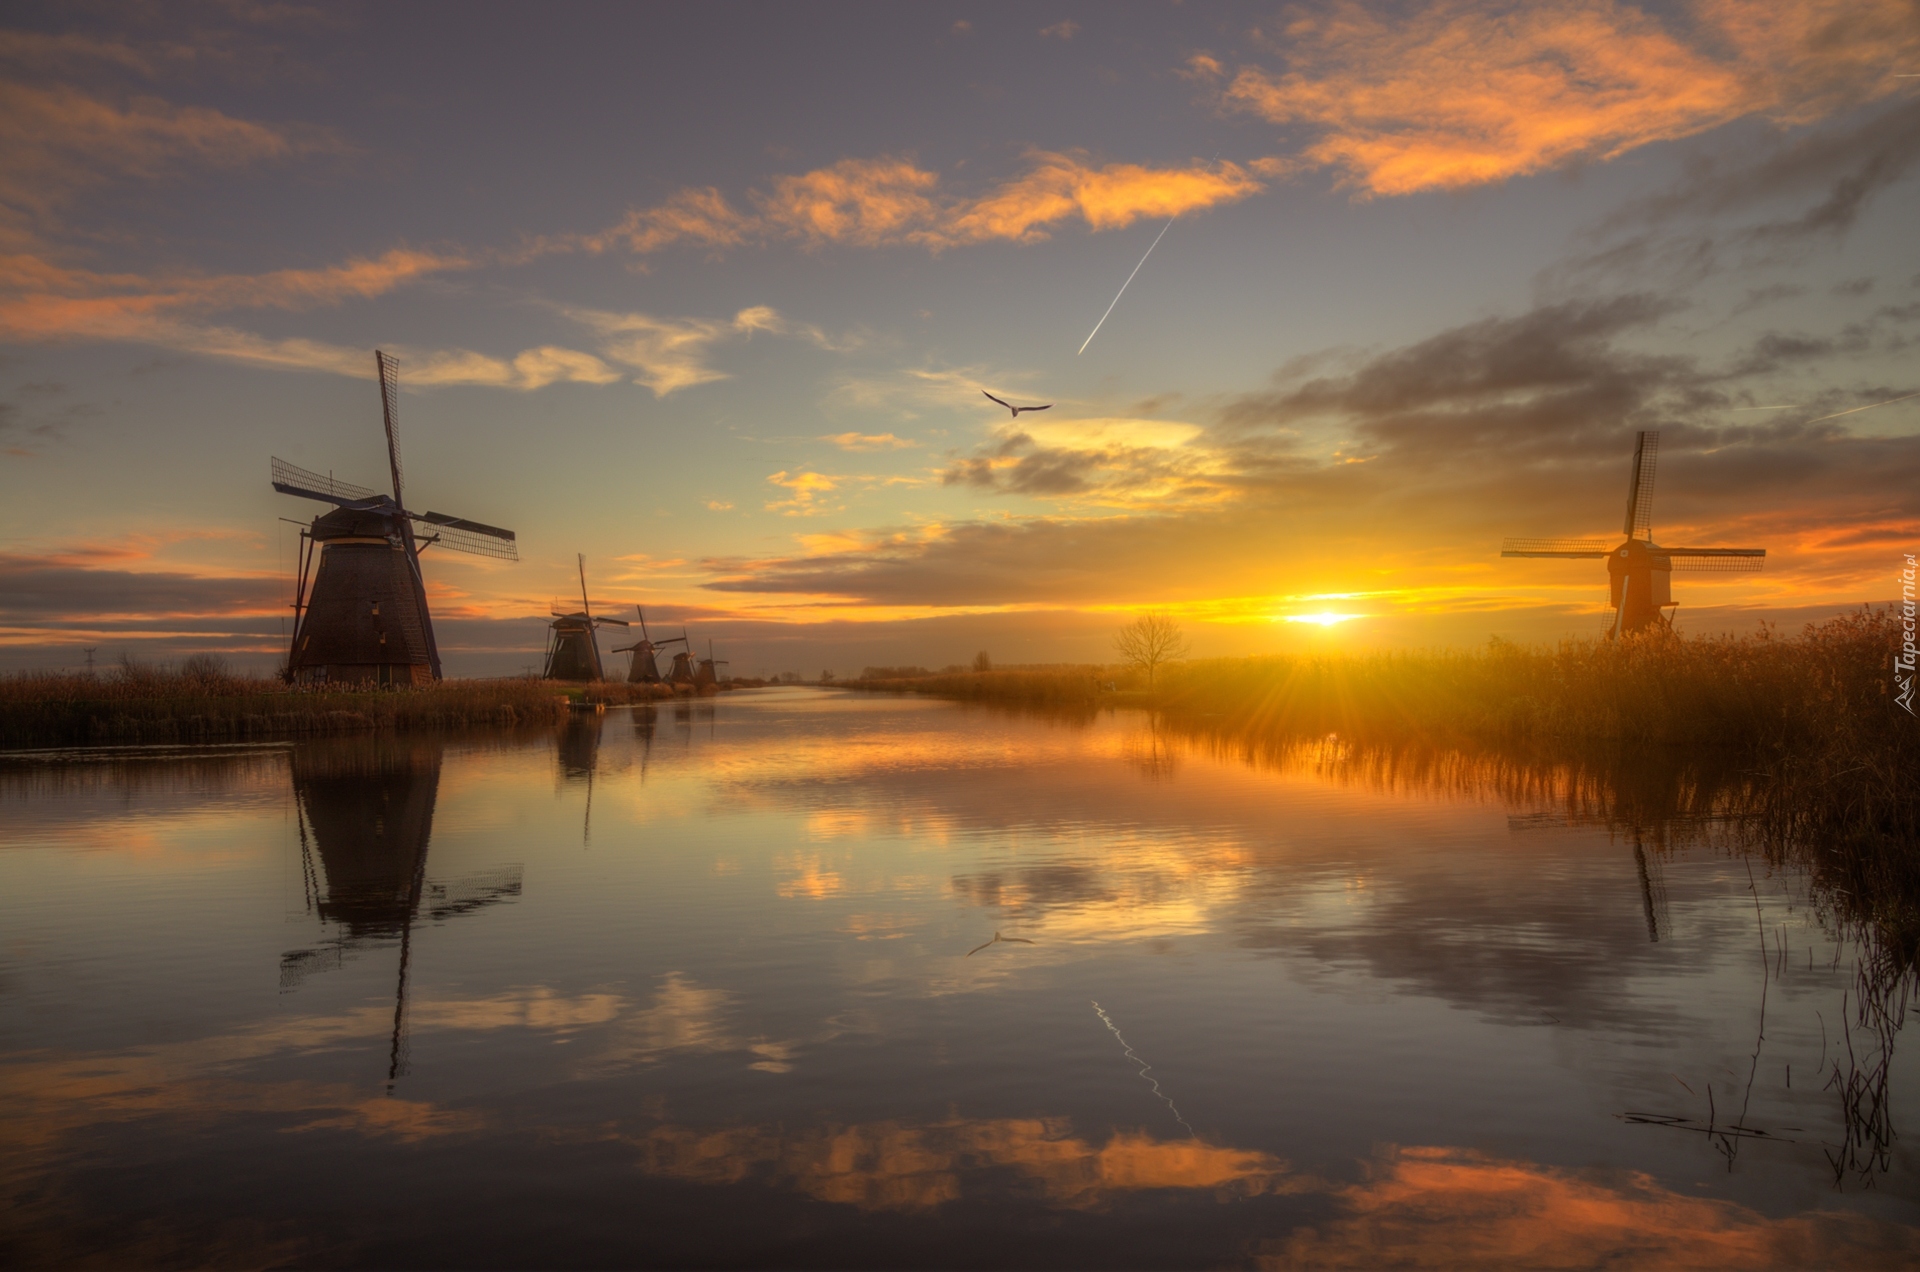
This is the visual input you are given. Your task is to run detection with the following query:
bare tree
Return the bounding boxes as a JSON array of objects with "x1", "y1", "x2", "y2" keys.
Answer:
[
  {"x1": 1113, "y1": 612, "x2": 1189, "y2": 687},
  {"x1": 972, "y1": 650, "x2": 992, "y2": 672}
]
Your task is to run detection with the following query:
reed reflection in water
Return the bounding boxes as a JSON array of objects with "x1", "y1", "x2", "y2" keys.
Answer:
[{"x1": 0, "y1": 688, "x2": 1914, "y2": 1268}]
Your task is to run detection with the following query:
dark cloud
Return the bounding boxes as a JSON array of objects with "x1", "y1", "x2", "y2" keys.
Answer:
[
  {"x1": 1728, "y1": 325, "x2": 1873, "y2": 376},
  {"x1": 0, "y1": 556, "x2": 280, "y2": 621},
  {"x1": 1729, "y1": 283, "x2": 1808, "y2": 316},
  {"x1": 1831, "y1": 277, "x2": 1875, "y2": 297},
  {"x1": 1608, "y1": 98, "x2": 1920, "y2": 239}
]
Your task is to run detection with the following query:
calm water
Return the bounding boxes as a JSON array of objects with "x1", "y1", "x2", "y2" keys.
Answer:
[{"x1": 3, "y1": 687, "x2": 1916, "y2": 1268}]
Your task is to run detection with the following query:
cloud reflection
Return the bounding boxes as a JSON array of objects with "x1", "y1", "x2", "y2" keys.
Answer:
[
  {"x1": 625, "y1": 1117, "x2": 1292, "y2": 1213},
  {"x1": 1256, "y1": 1144, "x2": 1917, "y2": 1269}
]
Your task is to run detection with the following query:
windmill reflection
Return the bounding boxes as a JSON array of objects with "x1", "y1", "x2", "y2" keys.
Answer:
[
  {"x1": 282, "y1": 737, "x2": 522, "y2": 1086},
  {"x1": 557, "y1": 710, "x2": 604, "y2": 843}
]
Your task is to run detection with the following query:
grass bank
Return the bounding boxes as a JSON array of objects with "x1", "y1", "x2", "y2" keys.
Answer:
[{"x1": 0, "y1": 664, "x2": 669, "y2": 749}]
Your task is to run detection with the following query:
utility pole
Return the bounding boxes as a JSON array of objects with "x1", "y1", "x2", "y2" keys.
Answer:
[{"x1": 82, "y1": 647, "x2": 97, "y2": 676}]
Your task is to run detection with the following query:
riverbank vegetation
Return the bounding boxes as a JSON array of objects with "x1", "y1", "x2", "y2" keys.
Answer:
[{"x1": 0, "y1": 657, "x2": 671, "y2": 748}]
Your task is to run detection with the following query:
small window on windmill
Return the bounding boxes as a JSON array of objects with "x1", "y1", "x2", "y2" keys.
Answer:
[{"x1": 370, "y1": 601, "x2": 380, "y2": 617}]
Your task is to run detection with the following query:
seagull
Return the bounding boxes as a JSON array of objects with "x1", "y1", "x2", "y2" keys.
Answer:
[
  {"x1": 965, "y1": 930, "x2": 1037, "y2": 957},
  {"x1": 983, "y1": 391, "x2": 1052, "y2": 418}
]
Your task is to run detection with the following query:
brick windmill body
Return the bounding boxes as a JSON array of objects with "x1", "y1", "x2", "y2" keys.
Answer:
[
  {"x1": 275, "y1": 352, "x2": 519, "y2": 685},
  {"x1": 1503, "y1": 431, "x2": 1765, "y2": 636}
]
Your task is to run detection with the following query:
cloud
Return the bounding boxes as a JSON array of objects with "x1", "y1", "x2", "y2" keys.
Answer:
[
  {"x1": 0, "y1": 248, "x2": 476, "y2": 358},
  {"x1": 1039, "y1": 21, "x2": 1081, "y2": 40},
  {"x1": 0, "y1": 79, "x2": 341, "y2": 228},
  {"x1": 575, "y1": 151, "x2": 1266, "y2": 257},
  {"x1": 820, "y1": 432, "x2": 917, "y2": 451},
  {"x1": 1, "y1": 251, "x2": 829, "y2": 393},
  {"x1": 940, "y1": 417, "x2": 1227, "y2": 506},
  {"x1": 1214, "y1": 0, "x2": 1920, "y2": 197},
  {"x1": 1603, "y1": 96, "x2": 1920, "y2": 242},
  {"x1": 765, "y1": 470, "x2": 844, "y2": 516}
]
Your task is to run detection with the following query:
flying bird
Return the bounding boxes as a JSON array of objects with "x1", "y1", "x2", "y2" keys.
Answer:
[
  {"x1": 965, "y1": 930, "x2": 1037, "y2": 957},
  {"x1": 983, "y1": 391, "x2": 1052, "y2": 418}
]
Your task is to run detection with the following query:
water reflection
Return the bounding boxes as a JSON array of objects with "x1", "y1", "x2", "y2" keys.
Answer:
[
  {"x1": 2, "y1": 691, "x2": 1915, "y2": 1268},
  {"x1": 281, "y1": 737, "x2": 522, "y2": 1085}
]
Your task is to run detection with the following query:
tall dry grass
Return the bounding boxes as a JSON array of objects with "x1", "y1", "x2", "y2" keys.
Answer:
[{"x1": 0, "y1": 659, "x2": 653, "y2": 748}]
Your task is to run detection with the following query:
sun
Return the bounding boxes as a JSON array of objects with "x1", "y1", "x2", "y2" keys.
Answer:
[{"x1": 1284, "y1": 612, "x2": 1359, "y2": 627}]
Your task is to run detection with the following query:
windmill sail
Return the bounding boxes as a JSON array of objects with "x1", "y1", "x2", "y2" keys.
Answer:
[{"x1": 1622, "y1": 430, "x2": 1658, "y2": 540}]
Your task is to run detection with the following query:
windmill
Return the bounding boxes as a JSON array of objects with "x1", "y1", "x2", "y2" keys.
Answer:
[
  {"x1": 274, "y1": 351, "x2": 518, "y2": 685},
  {"x1": 610, "y1": 606, "x2": 687, "y2": 684},
  {"x1": 543, "y1": 555, "x2": 629, "y2": 681},
  {"x1": 666, "y1": 641, "x2": 699, "y2": 691},
  {"x1": 1501, "y1": 431, "x2": 1765, "y2": 636},
  {"x1": 694, "y1": 637, "x2": 729, "y2": 693}
]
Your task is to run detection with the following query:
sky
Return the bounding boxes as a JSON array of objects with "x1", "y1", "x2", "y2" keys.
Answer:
[{"x1": 1, "y1": 0, "x2": 1917, "y2": 677}]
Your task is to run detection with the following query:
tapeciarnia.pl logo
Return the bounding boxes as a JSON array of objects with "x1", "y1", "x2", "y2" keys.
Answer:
[{"x1": 1899, "y1": 553, "x2": 1917, "y2": 716}]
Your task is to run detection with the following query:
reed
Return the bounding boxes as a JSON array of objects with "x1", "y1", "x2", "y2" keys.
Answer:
[{"x1": 0, "y1": 660, "x2": 666, "y2": 748}]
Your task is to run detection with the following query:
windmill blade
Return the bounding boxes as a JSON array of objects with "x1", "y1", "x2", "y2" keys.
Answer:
[
  {"x1": 415, "y1": 512, "x2": 518, "y2": 561},
  {"x1": 413, "y1": 519, "x2": 519, "y2": 560},
  {"x1": 271, "y1": 456, "x2": 383, "y2": 506},
  {"x1": 1662, "y1": 548, "x2": 1765, "y2": 572},
  {"x1": 377, "y1": 350, "x2": 405, "y2": 507},
  {"x1": 1622, "y1": 430, "x2": 1658, "y2": 540},
  {"x1": 636, "y1": 605, "x2": 650, "y2": 641},
  {"x1": 577, "y1": 553, "x2": 592, "y2": 620},
  {"x1": 1501, "y1": 537, "x2": 1611, "y2": 558},
  {"x1": 594, "y1": 616, "x2": 631, "y2": 627}
]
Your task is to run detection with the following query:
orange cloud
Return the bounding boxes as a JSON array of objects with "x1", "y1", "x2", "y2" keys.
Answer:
[
  {"x1": 758, "y1": 156, "x2": 944, "y2": 247},
  {"x1": 0, "y1": 248, "x2": 471, "y2": 344},
  {"x1": 765, "y1": 470, "x2": 844, "y2": 516},
  {"x1": 1218, "y1": 0, "x2": 1920, "y2": 197},
  {"x1": 584, "y1": 151, "x2": 1265, "y2": 257},
  {"x1": 944, "y1": 152, "x2": 1265, "y2": 243},
  {"x1": 820, "y1": 432, "x2": 917, "y2": 451}
]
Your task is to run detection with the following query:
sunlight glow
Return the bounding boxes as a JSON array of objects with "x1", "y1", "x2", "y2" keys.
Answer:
[{"x1": 1284, "y1": 612, "x2": 1359, "y2": 627}]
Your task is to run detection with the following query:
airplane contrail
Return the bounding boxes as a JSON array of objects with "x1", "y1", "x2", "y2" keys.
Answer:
[
  {"x1": 1078, "y1": 155, "x2": 1221, "y2": 354},
  {"x1": 1078, "y1": 216, "x2": 1175, "y2": 355},
  {"x1": 1806, "y1": 390, "x2": 1920, "y2": 423}
]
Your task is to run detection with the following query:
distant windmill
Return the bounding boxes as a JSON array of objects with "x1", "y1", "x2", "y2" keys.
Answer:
[
  {"x1": 666, "y1": 640, "x2": 699, "y2": 691},
  {"x1": 694, "y1": 637, "x2": 729, "y2": 693},
  {"x1": 1502, "y1": 431, "x2": 1764, "y2": 636},
  {"x1": 544, "y1": 555, "x2": 629, "y2": 681},
  {"x1": 274, "y1": 351, "x2": 518, "y2": 685},
  {"x1": 610, "y1": 606, "x2": 687, "y2": 684}
]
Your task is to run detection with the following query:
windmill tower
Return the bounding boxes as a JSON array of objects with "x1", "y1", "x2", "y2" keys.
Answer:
[
  {"x1": 610, "y1": 606, "x2": 687, "y2": 684},
  {"x1": 1502, "y1": 431, "x2": 1765, "y2": 636},
  {"x1": 274, "y1": 351, "x2": 518, "y2": 685},
  {"x1": 543, "y1": 555, "x2": 629, "y2": 681}
]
